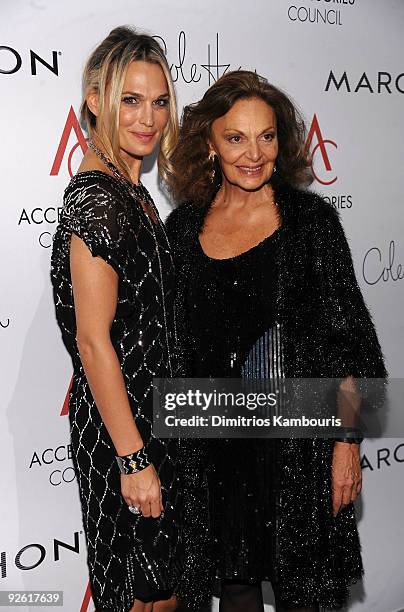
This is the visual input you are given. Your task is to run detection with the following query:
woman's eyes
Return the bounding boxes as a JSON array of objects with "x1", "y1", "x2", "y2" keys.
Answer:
[
  {"x1": 122, "y1": 96, "x2": 139, "y2": 105},
  {"x1": 154, "y1": 98, "x2": 169, "y2": 107},
  {"x1": 121, "y1": 96, "x2": 169, "y2": 107},
  {"x1": 227, "y1": 135, "x2": 243, "y2": 143},
  {"x1": 226, "y1": 133, "x2": 276, "y2": 143}
]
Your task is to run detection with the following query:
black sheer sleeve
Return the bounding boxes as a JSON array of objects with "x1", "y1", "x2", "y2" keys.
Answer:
[{"x1": 63, "y1": 172, "x2": 129, "y2": 279}]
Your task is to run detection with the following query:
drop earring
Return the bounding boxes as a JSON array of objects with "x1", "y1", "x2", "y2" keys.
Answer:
[{"x1": 209, "y1": 151, "x2": 216, "y2": 183}]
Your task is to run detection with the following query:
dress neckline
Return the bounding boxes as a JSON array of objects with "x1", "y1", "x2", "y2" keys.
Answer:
[{"x1": 197, "y1": 226, "x2": 280, "y2": 262}]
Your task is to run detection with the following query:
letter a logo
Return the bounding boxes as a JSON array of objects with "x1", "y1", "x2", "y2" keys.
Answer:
[
  {"x1": 80, "y1": 580, "x2": 94, "y2": 612},
  {"x1": 60, "y1": 376, "x2": 73, "y2": 416},
  {"x1": 305, "y1": 114, "x2": 337, "y2": 185},
  {"x1": 50, "y1": 106, "x2": 87, "y2": 178}
]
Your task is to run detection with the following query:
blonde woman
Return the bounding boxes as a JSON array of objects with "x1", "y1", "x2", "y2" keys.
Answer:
[{"x1": 51, "y1": 27, "x2": 197, "y2": 612}]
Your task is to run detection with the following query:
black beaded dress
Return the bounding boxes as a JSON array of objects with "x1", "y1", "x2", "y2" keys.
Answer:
[
  {"x1": 186, "y1": 229, "x2": 280, "y2": 583},
  {"x1": 51, "y1": 170, "x2": 184, "y2": 611}
]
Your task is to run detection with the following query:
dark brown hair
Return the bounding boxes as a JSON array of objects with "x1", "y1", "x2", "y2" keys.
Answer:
[{"x1": 168, "y1": 70, "x2": 313, "y2": 205}]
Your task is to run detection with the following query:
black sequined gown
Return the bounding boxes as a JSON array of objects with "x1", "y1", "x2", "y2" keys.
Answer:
[
  {"x1": 186, "y1": 231, "x2": 280, "y2": 583},
  {"x1": 51, "y1": 171, "x2": 183, "y2": 611}
]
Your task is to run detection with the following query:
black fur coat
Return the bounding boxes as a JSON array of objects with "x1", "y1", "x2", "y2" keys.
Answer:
[{"x1": 166, "y1": 184, "x2": 387, "y2": 610}]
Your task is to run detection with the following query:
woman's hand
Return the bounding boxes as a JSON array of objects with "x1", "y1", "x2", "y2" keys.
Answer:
[
  {"x1": 331, "y1": 441, "x2": 362, "y2": 517},
  {"x1": 121, "y1": 464, "x2": 164, "y2": 518}
]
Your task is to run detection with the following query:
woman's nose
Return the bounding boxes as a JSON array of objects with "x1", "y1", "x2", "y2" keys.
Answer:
[
  {"x1": 139, "y1": 103, "x2": 154, "y2": 127},
  {"x1": 245, "y1": 141, "x2": 262, "y2": 161}
]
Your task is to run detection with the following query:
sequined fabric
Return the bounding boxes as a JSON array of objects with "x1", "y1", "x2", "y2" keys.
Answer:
[
  {"x1": 187, "y1": 234, "x2": 277, "y2": 376},
  {"x1": 51, "y1": 171, "x2": 185, "y2": 611},
  {"x1": 186, "y1": 232, "x2": 281, "y2": 584},
  {"x1": 165, "y1": 184, "x2": 387, "y2": 610}
]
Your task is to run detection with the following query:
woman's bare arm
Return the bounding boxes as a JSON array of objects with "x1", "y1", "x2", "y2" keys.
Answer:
[
  {"x1": 70, "y1": 232, "x2": 163, "y2": 518},
  {"x1": 70, "y1": 232, "x2": 143, "y2": 455}
]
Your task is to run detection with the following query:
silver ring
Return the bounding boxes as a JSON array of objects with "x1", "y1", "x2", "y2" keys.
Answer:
[{"x1": 128, "y1": 505, "x2": 141, "y2": 515}]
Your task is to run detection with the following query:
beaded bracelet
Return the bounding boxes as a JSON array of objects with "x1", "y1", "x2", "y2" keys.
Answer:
[{"x1": 115, "y1": 446, "x2": 151, "y2": 475}]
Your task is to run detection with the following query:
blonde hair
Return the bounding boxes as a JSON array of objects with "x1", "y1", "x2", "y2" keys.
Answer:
[{"x1": 80, "y1": 26, "x2": 178, "y2": 182}]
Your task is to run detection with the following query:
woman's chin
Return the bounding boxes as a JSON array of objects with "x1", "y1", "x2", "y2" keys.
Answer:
[
  {"x1": 120, "y1": 139, "x2": 158, "y2": 159},
  {"x1": 231, "y1": 177, "x2": 271, "y2": 192}
]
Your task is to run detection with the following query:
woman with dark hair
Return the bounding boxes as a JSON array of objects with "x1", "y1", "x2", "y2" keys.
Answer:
[
  {"x1": 166, "y1": 71, "x2": 386, "y2": 611},
  {"x1": 50, "y1": 26, "x2": 209, "y2": 612}
]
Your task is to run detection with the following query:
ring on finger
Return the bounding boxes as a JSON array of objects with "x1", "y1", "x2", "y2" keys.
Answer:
[{"x1": 128, "y1": 505, "x2": 141, "y2": 515}]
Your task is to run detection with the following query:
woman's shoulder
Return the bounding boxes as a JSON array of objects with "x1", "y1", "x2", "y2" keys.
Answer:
[
  {"x1": 64, "y1": 170, "x2": 128, "y2": 204},
  {"x1": 281, "y1": 185, "x2": 342, "y2": 229},
  {"x1": 165, "y1": 201, "x2": 202, "y2": 238},
  {"x1": 284, "y1": 186, "x2": 352, "y2": 263},
  {"x1": 62, "y1": 171, "x2": 131, "y2": 242},
  {"x1": 64, "y1": 171, "x2": 132, "y2": 220}
]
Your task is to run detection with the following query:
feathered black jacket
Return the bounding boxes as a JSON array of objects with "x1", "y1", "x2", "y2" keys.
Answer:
[{"x1": 166, "y1": 184, "x2": 387, "y2": 610}]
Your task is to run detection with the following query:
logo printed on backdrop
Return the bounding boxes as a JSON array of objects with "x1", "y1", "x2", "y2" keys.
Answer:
[
  {"x1": 29, "y1": 443, "x2": 76, "y2": 487},
  {"x1": 361, "y1": 442, "x2": 404, "y2": 471},
  {"x1": 305, "y1": 114, "x2": 352, "y2": 210},
  {"x1": 16, "y1": 108, "x2": 87, "y2": 249},
  {"x1": 0, "y1": 46, "x2": 60, "y2": 75},
  {"x1": 287, "y1": 0, "x2": 355, "y2": 27},
  {"x1": 80, "y1": 581, "x2": 94, "y2": 612},
  {"x1": 18, "y1": 208, "x2": 63, "y2": 225},
  {"x1": 61, "y1": 376, "x2": 73, "y2": 416},
  {"x1": 0, "y1": 317, "x2": 10, "y2": 329},
  {"x1": 18, "y1": 205, "x2": 64, "y2": 249},
  {"x1": 0, "y1": 531, "x2": 84, "y2": 578},
  {"x1": 325, "y1": 70, "x2": 404, "y2": 94},
  {"x1": 50, "y1": 106, "x2": 88, "y2": 178},
  {"x1": 362, "y1": 240, "x2": 404, "y2": 285},
  {"x1": 306, "y1": 113, "x2": 337, "y2": 186},
  {"x1": 155, "y1": 31, "x2": 241, "y2": 85}
]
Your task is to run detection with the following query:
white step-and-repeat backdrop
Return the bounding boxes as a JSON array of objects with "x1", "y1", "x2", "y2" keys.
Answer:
[{"x1": 1, "y1": 0, "x2": 403, "y2": 610}]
